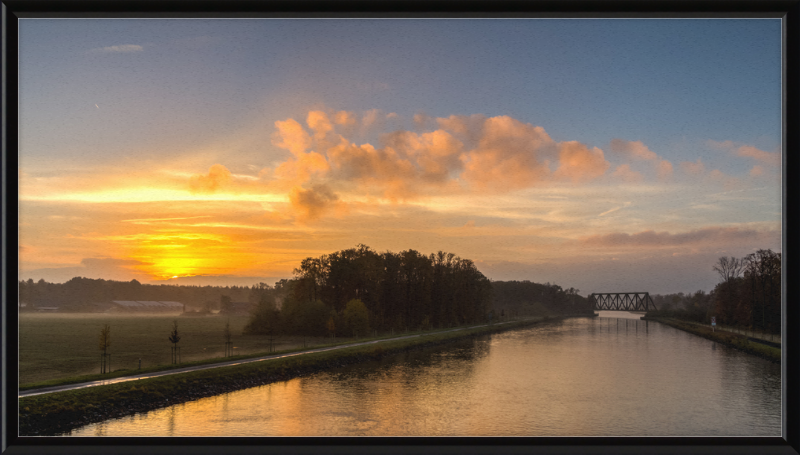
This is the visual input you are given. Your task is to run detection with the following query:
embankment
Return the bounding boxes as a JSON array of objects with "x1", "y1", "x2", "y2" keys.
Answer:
[
  {"x1": 19, "y1": 315, "x2": 588, "y2": 436},
  {"x1": 643, "y1": 317, "x2": 781, "y2": 364}
]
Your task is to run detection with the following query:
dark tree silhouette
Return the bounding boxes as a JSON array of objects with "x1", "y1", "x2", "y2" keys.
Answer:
[
  {"x1": 713, "y1": 256, "x2": 744, "y2": 282},
  {"x1": 98, "y1": 324, "x2": 111, "y2": 374},
  {"x1": 223, "y1": 319, "x2": 233, "y2": 357},
  {"x1": 169, "y1": 320, "x2": 181, "y2": 364}
]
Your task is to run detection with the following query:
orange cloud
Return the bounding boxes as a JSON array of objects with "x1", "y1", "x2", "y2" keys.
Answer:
[
  {"x1": 461, "y1": 115, "x2": 558, "y2": 190},
  {"x1": 611, "y1": 164, "x2": 643, "y2": 183},
  {"x1": 307, "y1": 110, "x2": 334, "y2": 141},
  {"x1": 750, "y1": 165, "x2": 765, "y2": 176},
  {"x1": 289, "y1": 184, "x2": 342, "y2": 221},
  {"x1": 680, "y1": 158, "x2": 705, "y2": 176},
  {"x1": 327, "y1": 142, "x2": 419, "y2": 199},
  {"x1": 189, "y1": 164, "x2": 232, "y2": 194},
  {"x1": 273, "y1": 151, "x2": 330, "y2": 186},
  {"x1": 553, "y1": 141, "x2": 610, "y2": 183},
  {"x1": 272, "y1": 118, "x2": 312, "y2": 155},
  {"x1": 362, "y1": 109, "x2": 382, "y2": 128},
  {"x1": 334, "y1": 110, "x2": 357, "y2": 127},
  {"x1": 657, "y1": 159, "x2": 674, "y2": 181},
  {"x1": 609, "y1": 139, "x2": 658, "y2": 161},
  {"x1": 185, "y1": 110, "x2": 678, "y2": 220},
  {"x1": 737, "y1": 145, "x2": 780, "y2": 166},
  {"x1": 413, "y1": 112, "x2": 437, "y2": 130},
  {"x1": 436, "y1": 114, "x2": 487, "y2": 144},
  {"x1": 381, "y1": 129, "x2": 464, "y2": 183},
  {"x1": 708, "y1": 140, "x2": 780, "y2": 166}
]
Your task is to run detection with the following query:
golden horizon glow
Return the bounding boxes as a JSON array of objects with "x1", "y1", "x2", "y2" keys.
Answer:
[{"x1": 18, "y1": 107, "x2": 781, "y2": 292}]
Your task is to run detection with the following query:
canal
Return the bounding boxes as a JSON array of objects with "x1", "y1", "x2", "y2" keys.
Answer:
[{"x1": 65, "y1": 312, "x2": 781, "y2": 436}]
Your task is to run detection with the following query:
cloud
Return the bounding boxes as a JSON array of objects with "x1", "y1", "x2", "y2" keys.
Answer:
[
  {"x1": 680, "y1": 158, "x2": 705, "y2": 176},
  {"x1": 708, "y1": 140, "x2": 780, "y2": 166},
  {"x1": 708, "y1": 169, "x2": 740, "y2": 190},
  {"x1": 413, "y1": 112, "x2": 433, "y2": 130},
  {"x1": 189, "y1": 164, "x2": 232, "y2": 194},
  {"x1": 611, "y1": 164, "x2": 643, "y2": 183},
  {"x1": 362, "y1": 109, "x2": 382, "y2": 128},
  {"x1": 579, "y1": 226, "x2": 772, "y2": 248},
  {"x1": 436, "y1": 114, "x2": 488, "y2": 146},
  {"x1": 380, "y1": 129, "x2": 464, "y2": 184},
  {"x1": 272, "y1": 118, "x2": 313, "y2": 155},
  {"x1": 737, "y1": 145, "x2": 780, "y2": 166},
  {"x1": 598, "y1": 201, "x2": 631, "y2": 217},
  {"x1": 750, "y1": 165, "x2": 765, "y2": 176},
  {"x1": 273, "y1": 151, "x2": 330, "y2": 186},
  {"x1": 80, "y1": 257, "x2": 147, "y2": 268},
  {"x1": 289, "y1": 184, "x2": 341, "y2": 221},
  {"x1": 259, "y1": 110, "x2": 616, "y2": 203},
  {"x1": 461, "y1": 115, "x2": 559, "y2": 190},
  {"x1": 553, "y1": 141, "x2": 610, "y2": 183},
  {"x1": 327, "y1": 141, "x2": 419, "y2": 199},
  {"x1": 307, "y1": 110, "x2": 334, "y2": 141},
  {"x1": 334, "y1": 110, "x2": 357, "y2": 127},
  {"x1": 88, "y1": 44, "x2": 144, "y2": 54},
  {"x1": 656, "y1": 159, "x2": 674, "y2": 181},
  {"x1": 609, "y1": 139, "x2": 658, "y2": 161}
]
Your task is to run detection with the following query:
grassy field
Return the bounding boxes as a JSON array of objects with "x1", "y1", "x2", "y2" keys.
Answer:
[{"x1": 18, "y1": 313, "x2": 341, "y2": 386}]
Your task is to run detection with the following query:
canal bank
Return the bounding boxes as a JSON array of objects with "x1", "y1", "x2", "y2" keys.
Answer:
[
  {"x1": 643, "y1": 317, "x2": 781, "y2": 363},
  {"x1": 19, "y1": 314, "x2": 591, "y2": 436}
]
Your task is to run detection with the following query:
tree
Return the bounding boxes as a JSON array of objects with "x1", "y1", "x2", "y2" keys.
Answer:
[
  {"x1": 223, "y1": 319, "x2": 233, "y2": 357},
  {"x1": 344, "y1": 299, "x2": 370, "y2": 338},
  {"x1": 98, "y1": 324, "x2": 111, "y2": 374},
  {"x1": 219, "y1": 295, "x2": 233, "y2": 314},
  {"x1": 169, "y1": 320, "x2": 181, "y2": 364},
  {"x1": 713, "y1": 256, "x2": 744, "y2": 283},
  {"x1": 327, "y1": 315, "x2": 336, "y2": 338}
]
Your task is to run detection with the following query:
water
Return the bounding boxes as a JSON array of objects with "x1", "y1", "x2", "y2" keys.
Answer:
[{"x1": 66, "y1": 313, "x2": 781, "y2": 436}]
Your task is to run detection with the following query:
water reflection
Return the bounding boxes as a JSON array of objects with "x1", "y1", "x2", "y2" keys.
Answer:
[{"x1": 66, "y1": 315, "x2": 780, "y2": 437}]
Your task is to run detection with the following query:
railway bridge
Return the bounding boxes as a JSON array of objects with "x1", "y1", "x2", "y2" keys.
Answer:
[{"x1": 589, "y1": 292, "x2": 657, "y2": 312}]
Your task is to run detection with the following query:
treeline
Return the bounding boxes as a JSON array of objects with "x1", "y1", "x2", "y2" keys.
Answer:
[
  {"x1": 648, "y1": 249, "x2": 781, "y2": 333},
  {"x1": 18, "y1": 277, "x2": 252, "y2": 311},
  {"x1": 245, "y1": 245, "x2": 493, "y2": 337},
  {"x1": 491, "y1": 280, "x2": 591, "y2": 317}
]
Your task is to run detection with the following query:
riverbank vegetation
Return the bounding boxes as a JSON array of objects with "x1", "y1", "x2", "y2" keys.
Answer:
[
  {"x1": 644, "y1": 317, "x2": 780, "y2": 363},
  {"x1": 646, "y1": 249, "x2": 780, "y2": 336},
  {"x1": 244, "y1": 244, "x2": 593, "y2": 339},
  {"x1": 19, "y1": 316, "x2": 559, "y2": 436},
  {"x1": 245, "y1": 245, "x2": 494, "y2": 337},
  {"x1": 18, "y1": 276, "x2": 253, "y2": 313}
]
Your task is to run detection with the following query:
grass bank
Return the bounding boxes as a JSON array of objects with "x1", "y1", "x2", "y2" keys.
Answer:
[
  {"x1": 19, "y1": 314, "x2": 283, "y2": 385},
  {"x1": 19, "y1": 315, "x2": 585, "y2": 436},
  {"x1": 644, "y1": 317, "x2": 781, "y2": 363},
  {"x1": 19, "y1": 316, "x2": 543, "y2": 392}
]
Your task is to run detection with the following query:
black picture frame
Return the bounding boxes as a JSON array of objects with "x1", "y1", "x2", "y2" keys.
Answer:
[{"x1": 2, "y1": 1, "x2": 798, "y2": 454}]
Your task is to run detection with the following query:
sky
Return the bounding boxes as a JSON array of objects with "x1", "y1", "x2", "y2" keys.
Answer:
[{"x1": 17, "y1": 19, "x2": 782, "y2": 295}]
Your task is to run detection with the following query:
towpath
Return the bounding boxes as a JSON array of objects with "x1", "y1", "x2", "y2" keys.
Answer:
[{"x1": 19, "y1": 320, "x2": 523, "y2": 399}]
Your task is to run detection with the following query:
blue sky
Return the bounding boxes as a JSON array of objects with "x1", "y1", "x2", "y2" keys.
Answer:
[{"x1": 18, "y1": 19, "x2": 782, "y2": 294}]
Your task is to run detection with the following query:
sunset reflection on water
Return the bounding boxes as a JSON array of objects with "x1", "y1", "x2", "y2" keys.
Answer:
[{"x1": 69, "y1": 316, "x2": 781, "y2": 437}]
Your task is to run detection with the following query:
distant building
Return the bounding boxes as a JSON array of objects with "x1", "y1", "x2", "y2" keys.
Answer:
[
  {"x1": 36, "y1": 306, "x2": 59, "y2": 312},
  {"x1": 108, "y1": 300, "x2": 184, "y2": 313}
]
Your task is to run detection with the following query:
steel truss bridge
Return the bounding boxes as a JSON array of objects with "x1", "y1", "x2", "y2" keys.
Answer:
[{"x1": 589, "y1": 292, "x2": 657, "y2": 312}]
